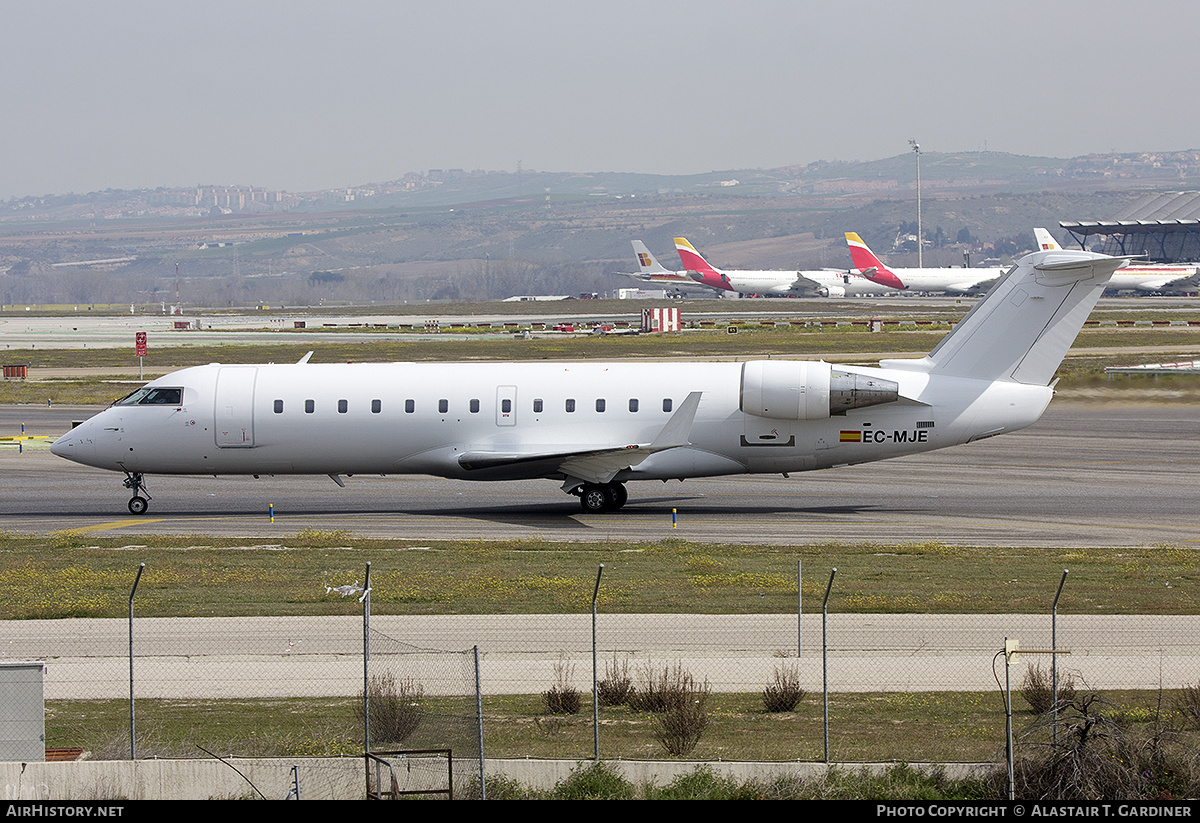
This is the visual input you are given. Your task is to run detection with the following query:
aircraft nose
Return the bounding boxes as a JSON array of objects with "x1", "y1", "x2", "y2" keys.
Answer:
[{"x1": 50, "y1": 430, "x2": 77, "y2": 458}]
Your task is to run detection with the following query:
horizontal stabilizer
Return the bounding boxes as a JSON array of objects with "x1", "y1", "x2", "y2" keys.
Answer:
[{"x1": 885, "y1": 250, "x2": 1127, "y2": 385}]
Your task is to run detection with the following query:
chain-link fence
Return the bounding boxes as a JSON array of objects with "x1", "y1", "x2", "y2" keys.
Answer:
[{"x1": 0, "y1": 569, "x2": 1196, "y2": 795}]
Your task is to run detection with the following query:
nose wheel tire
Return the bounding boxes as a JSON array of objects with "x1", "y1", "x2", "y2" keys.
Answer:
[{"x1": 122, "y1": 472, "x2": 151, "y2": 514}]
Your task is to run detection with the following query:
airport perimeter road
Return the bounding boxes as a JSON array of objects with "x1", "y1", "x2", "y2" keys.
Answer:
[
  {"x1": 4, "y1": 613, "x2": 1196, "y2": 696},
  {"x1": 2, "y1": 403, "x2": 1199, "y2": 548}
]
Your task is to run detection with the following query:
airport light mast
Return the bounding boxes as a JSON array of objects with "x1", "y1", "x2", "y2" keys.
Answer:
[{"x1": 909, "y1": 139, "x2": 923, "y2": 268}]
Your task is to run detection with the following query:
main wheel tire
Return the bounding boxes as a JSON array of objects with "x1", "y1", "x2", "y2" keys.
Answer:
[
  {"x1": 605, "y1": 483, "x2": 628, "y2": 510},
  {"x1": 128, "y1": 496, "x2": 148, "y2": 515},
  {"x1": 579, "y1": 485, "x2": 610, "y2": 513}
]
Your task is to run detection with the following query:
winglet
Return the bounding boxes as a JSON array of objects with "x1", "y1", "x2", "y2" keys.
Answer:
[
  {"x1": 297, "y1": 351, "x2": 314, "y2": 364},
  {"x1": 650, "y1": 391, "x2": 702, "y2": 450},
  {"x1": 845, "y1": 232, "x2": 906, "y2": 290}
]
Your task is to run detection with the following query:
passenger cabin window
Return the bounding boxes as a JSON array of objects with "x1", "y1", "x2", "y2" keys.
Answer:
[
  {"x1": 274, "y1": 400, "x2": 283, "y2": 414},
  {"x1": 533, "y1": 399, "x2": 543, "y2": 413},
  {"x1": 595, "y1": 399, "x2": 606, "y2": 413},
  {"x1": 305, "y1": 400, "x2": 315, "y2": 414},
  {"x1": 565, "y1": 399, "x2": 576, "y2": 413},
  {"x1": 371, "y1": 399, "x2": 382, "y2": 414},
  {"x1": 470, "y1": 399, "x2": 480, "y2": 413},
  {"x1": 405, "y1": 399, "x2": 415, "y2": 413},
  {"x1": 663, "y1": 398, "x2": 673, "y2": 412},
  {"x1": 116, "y1": 387, "x2": 183, "y2": 406},
  {"x1": 629, "y1": 399, "x2": 638, "y2": 413},
  {"x1": 338, "y1": 399, "x2": 348, "y2": 414},
  {"x1": 439, "y1": 399, "x2": 448, "y2": 414},
  {"x1": 501, "y1": 399, "x2": 512, "y2": 414}
]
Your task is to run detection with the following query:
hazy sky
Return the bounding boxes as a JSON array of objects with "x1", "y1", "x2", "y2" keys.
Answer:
[{"x1": 3, "y1": 0, "x2": 1199, "y2": 200}]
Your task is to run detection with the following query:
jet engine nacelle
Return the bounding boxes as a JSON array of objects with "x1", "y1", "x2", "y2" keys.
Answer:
[
  {"x1": 820, "y1": 284, "x2": 846, "y2": 298},
  {"x1": 740, "y1": 360, "x2": 899, "y2": 420}
]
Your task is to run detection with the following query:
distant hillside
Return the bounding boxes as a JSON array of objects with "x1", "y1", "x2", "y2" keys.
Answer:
[{"x1": 3, "y1": 150, "x2": 1199, "y2": 306}]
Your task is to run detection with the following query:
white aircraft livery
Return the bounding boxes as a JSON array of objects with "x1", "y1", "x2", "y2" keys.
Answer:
[
  {"x1": 675, "y1": 237, "x2": 898, "y2": 297},
  {"x1": 845, "y1": 232, "x2": 1003, "y2": 294},
  {"x1": 622, "y1": 240, "x2": 720, "y2": 294},
  {"x1": 1034, "y1": 228, "x2": 1200, "y2": 293},
  {"x1": 51, "y1": 248, "x2": 1126, "y2": 515}
]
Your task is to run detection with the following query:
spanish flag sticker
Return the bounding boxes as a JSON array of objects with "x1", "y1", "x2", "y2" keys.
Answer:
[{"x1": 839, "y1": 430, "x2": 861, "y2": 442}]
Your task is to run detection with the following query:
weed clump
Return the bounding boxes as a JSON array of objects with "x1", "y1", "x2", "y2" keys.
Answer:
[
  {"x1": 597, "y1": 654, "x2": 633, "y2": 707},
  {"x1": 629, "y1": 662, "x2": 710, "y2": 756},
  {"x1": 762, "y1": 663, "x2": 805, "y2": 713},
  {"x1": 356, "y1": 672, "x2": 423, "y2": 745},
  {"x1": 543, "y1": 658, "x2": 582, "y2": 715},
  {"x1": 1021, "y1": 663, "x2": 1077, "y2": 714}
]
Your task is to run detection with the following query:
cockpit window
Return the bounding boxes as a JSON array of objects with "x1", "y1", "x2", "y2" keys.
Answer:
[{"x1": 115, "y1": 387, "x2": 183, "y2": 406}]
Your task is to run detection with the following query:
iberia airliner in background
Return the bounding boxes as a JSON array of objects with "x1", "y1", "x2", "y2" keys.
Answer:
[
  {"x1": 1034, "y1": 228, "x2": 1200, "y2": 294},
  {"x1": 845, "y1": 232, "x2": 1003, "y2": 294},
  {"x1": 622, "y1": 240, "x2": 724, "y2": 295},
  {"x1": 674, "y1": 237, "x2": 900, "y2": 297}
]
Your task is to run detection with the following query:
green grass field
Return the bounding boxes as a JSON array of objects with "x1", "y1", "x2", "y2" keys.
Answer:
[{"x1": 1, "y1": 533, "x2": 1196, "y2": 620}]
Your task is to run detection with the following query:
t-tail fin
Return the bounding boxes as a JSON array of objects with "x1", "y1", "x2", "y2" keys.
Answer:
[
  {"x1": 632, "y1": 240, "x2": 671, "y2": 274},
  {"x1": 882, "y1": 249, "x2": 1127, "y2": 385},
  {"x1": 844, "y1": 232, "x2": 905, "y2": 289}
]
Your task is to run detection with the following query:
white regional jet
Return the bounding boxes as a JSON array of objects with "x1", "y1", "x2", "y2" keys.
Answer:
[
  {"x1": 51, "y1": 248, "x2": 1126, "y2": 515},
  {"x1": 845, "y1": 232, "x2": 1004, "y2": 294},
  {"x1": 674, "y1": 237, "x2": 900, "y2": 297},
  {"x1": 1034, "y1": 228, "x2": 1200, "y2": 294},
  {"x1": 622, "y1": 240, "x2": 722, "y2": 295}
]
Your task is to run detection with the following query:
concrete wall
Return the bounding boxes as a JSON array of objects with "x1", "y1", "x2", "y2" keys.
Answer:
[{"x1": 1, "y1": 757, "x2": 991, "y2": 800}]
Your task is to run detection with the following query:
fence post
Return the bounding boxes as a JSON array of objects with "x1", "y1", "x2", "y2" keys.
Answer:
[
  {"x1": 1052, "y1": 569, "x2": 1068, "y2": 746},
  {"x1": 362, "y1": 562, "x2": 371, "y2": 801},
  {"x1": 821, "y1": 567, "x2": 836, "y2": 763},
  {"x1": 475, "y1": 646, "x2": 485, "y2": 800},
  {"x1": 797, "y1": 560, "x2": 802, "y2": 658},
  {"x1": 591, "y1": 564, "x2": 604, "y2": 761},
  {"x1": 127, "y1": 563, "x2": 144, "y2": 761}
]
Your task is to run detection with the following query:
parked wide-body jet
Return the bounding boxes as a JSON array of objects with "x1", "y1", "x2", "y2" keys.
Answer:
[
  {"x1": 845, "y1": 232, "x2": 1004, "y2": 294},
  {"x1": 1034, "y1": 228, "x2": 1200, "y2": 293},
  {"x1": 51, "y1": 248, "x2": 1126, "y2": 515},
  {"x1": 620, "y1": 240, "x2": 722, "y2": 295},
  {"x1": 674, "y1": 237, "x2": 898, "y2": 297}
]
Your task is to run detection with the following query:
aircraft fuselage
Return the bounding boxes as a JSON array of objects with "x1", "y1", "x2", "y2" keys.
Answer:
[{"x1": 53, "y1": 360, "x2": 1051, "y2": 484}]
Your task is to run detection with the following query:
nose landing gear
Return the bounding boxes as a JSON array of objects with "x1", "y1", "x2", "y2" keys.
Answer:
[{"x1": 123, "y1": 472, "x2": 151, "y2": 514}]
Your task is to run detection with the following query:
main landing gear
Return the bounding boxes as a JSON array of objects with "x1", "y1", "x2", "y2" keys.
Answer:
[
  {"x1": 575, "y1": 482, "x2": 627, "y2": 514},
  {"x1": 123, "y1": 471, "x2": 151, "y2": 515}
]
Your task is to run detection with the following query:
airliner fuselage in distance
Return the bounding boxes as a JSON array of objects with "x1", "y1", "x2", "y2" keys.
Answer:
[{"x1": 51, "y1": 248, "x2": 1127, "y2": 514}]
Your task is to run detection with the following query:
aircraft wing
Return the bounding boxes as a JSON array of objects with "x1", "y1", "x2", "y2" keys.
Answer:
[
  {"x1": 787, "y1": 272, "x2": 828, "y2": 294},
  {"x1": 1144, "y1": 270, "x2": 1200, "y2": 292},
  {"x1": 945, "y1": 277, "x2": 998, "y2": 294},
  {"x1": 457, "y1": 391, "x2": 703, "y2": 485}
]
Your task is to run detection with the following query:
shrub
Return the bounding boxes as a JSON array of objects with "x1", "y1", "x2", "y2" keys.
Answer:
[
  {"x1": 995, "y1": 691, "x2": 1200, "y2": 800},
  {"x1": 543, "y1": 657, "x2": 582, "y2": 715},
  {"x1": 1175, "y1": 682, "x2": 1200, "y2": 729},
  {"x1": 1021, "y1": 663, "x2": 1077, "y2": 714},
  {"x1": 597, "y1": 654, "x2": 634, "y2": 707},
  {"x1": 648, "y1": 765, "x2": 746, "y2": 800},
  {"x1": 762, "y1": 663, "x2": 805, "y2": 713},
  {"x1": 356, "y1": 671, "x2": 422, "y2": 745},
  {"x1": 630, "y1": 662, "x2": 710, "y2": 756},
  {"x1": 551, "y1": 761, "x2": 636, "y2": 800}
]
